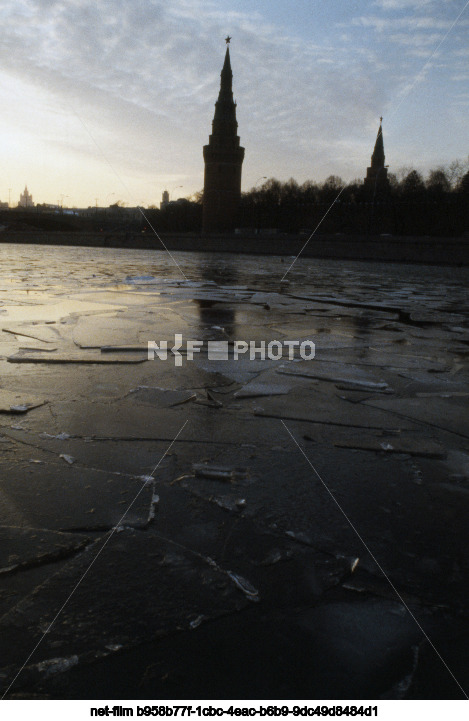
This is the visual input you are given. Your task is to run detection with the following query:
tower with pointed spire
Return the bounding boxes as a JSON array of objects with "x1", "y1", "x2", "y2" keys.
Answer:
[
  {"x1": 364, "y1": 119, "x2": 389, "y2": 195},
  {"x1": 202, "y1": 38, "x2": 245, "y2": 232}
]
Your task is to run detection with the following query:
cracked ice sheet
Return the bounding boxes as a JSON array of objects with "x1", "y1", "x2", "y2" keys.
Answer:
[
  {"x1": 194, "y1": 356, "x2": 276, "y2": 384},
  {"x1": 7, "y1": 351, "x2": 147, "y2": 364},
  {"x1": 68, "y1": 290, "x2": 165, "y2": 306},
  {"x1": 34, "y1": 399, "x2": 285, "y2": 445},
  {"x1": 145, "y1": 482, "x2": 350, "y2": 603},
  {"x1": 72, "y1": 315, "x2": 141, "y2": 348},
  {"x1": 333, "y1": 437, "x2": 447, "y2": 459},
  {"x1": 0, "y1": 460, "x2": 162, "y2": 531},
  {"x1": 188, "y1": 444, "x2": 469, "y2": 606},
  {"x1": 0, "y1": 529, "x2": 249, "y2": 693},
  {"x1": 252, "y1": 387, "x2": 417, "y2": 431},
  {"x1": 0, "y1": 390, "x2": 46, "y2": 414},
  {"x1": 2, "y1": 324, "x2": 61, "y2": 344},
  {"x1": 128, "y1": 387, "x2": 197, "y2": 408},
  {"x1": 292, "y1": 599, "x2": 424, "y2": 698},
  {"x1": 173, "y1": 446, "x2": 356, "y2": 548},
  {"x1": 0, "y1": 558, "x2": 73, "y2": 620},
  {"x1": 271, "y1": 316, "x2": 395, "y2": 340},
  {"x1": 276, "y1": 360, "x2": 389, "y2": 386},
  {"x1": 0, "y1": 298, "x2": 127, "y2": 324},
  {"x1": 0, "y1": 526, "x2": 90, "y2": 574},
  {"x1": 364, "y1": 397, "x2": 469, "y2": 439},
  {"x1": 234, "y1": 382, "x2": 291, "y2": 399},
  {"x1": 315, "y1": 348, "x2": 450, "y2": 371},
  {"x1": 0, "y1": 351, "x2": 231, "y2": 404},
  {"x1": 72, "y1": 307, "x2": 194, "y2": 349},
  {"x1": 0, "y1": 430, "x2": 179, "y2": 488}
]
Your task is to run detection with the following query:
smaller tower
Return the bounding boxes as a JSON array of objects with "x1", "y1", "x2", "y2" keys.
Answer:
[
  {"x1": 364, "y1": 119, "x2": 389, "y2": 195},
  {"x1": 160, "y1": 190, "x2": 169, "y2": 209}
]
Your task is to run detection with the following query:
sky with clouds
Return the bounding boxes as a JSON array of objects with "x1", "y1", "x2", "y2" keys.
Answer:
[{"x1": 0, "y1": 0, "x2": 468, "y2": 208}]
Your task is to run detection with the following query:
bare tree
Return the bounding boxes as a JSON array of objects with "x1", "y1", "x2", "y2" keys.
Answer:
[
  {"x1": 445, "y1": 157, "x2": 469, "y2": 189},
  {"x1": 426, "y1": 168, "x2": 450, "y2": 193}
]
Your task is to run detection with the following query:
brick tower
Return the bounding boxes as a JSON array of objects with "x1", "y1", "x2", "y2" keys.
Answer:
[{"x1": 202, "y1": 38, "x2": 245, "y2": 233}]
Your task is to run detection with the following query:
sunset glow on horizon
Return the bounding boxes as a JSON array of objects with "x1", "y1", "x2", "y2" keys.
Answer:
[{"x1": 0, "y1": 0, "x2": 468, "y2": 208}]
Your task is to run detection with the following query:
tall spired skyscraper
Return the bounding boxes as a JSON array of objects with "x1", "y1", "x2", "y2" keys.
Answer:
[
  {"x1": 203, "y1": 38, "x2": 245, "y2": 233},
  {"x1": 364, "y1": 118, "x2": 389, "y2": 195}
]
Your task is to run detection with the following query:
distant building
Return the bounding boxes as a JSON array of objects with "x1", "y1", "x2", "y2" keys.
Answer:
[
  {"x1": 202, "y1": 38, "x2": 245, "y2": 233},
  {"x1": 364, "y1": 119, "x2": 389, "y2": 195},
  {"x1": 0, "y1": 200, "x2": 8, "y2": 209},
  {"x1": 18, "y1": 185, "x2": 34, "y2": 208},
  {"x1": 160, "y1": 190, "x2": 169, "y2": 209}
]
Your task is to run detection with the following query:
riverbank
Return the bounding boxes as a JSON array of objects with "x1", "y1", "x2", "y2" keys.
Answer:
[{"x1": 1, "y1": 229, "x2": 469, "y2": 265}]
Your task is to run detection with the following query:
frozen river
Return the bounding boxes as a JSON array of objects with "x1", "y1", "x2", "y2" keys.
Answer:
[
  {"x1": 1, "y1": 242, "x2": 468, "y2": 304},
  {"x1": 0, "y1": 243, "x2": 468, "y2": 700}
]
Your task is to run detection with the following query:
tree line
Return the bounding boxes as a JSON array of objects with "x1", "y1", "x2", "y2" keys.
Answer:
[
  {"x1": 4, "y1": 159, "x2": 467, "y2": 237},
  {"x1": 169, "y1": 159, "x2": 469, "y2": 236},
  {"x1": 234, "y1": 159, "x2": 469, "y2": 236}
]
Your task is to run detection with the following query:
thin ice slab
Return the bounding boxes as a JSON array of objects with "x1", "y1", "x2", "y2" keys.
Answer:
[
  {"x1": 293, "y1": 599, "x2": 424, "y2": 698},
  {"x1": 364, "y1": 397, "x2": 469, "y2": 438},
  {"x1": 44, "y1": 401, "x2": 190, "y2": 440},
  {"x1": 333, "y1": 437, "x2": 447, "y2": 459},
  {"x1": 234, "y1": 382, "x2": 291, "y2": 399},
  {"x1": 277, "y1": 367, "x2": 388, "y2": 391},
  {"x1": 0, "y1": 391, "x2": 46, "y2": 414},
  {"x1": 0, "y1": 529, "x2": 249, "y2": 690},
  {"x1": 0, "y1": 526, "x2": 90, "y2": 574},
  {"x1": 0, "y1": 558, "x2": 73, "y2": 620},
  {"x1": 7, "y1": 351, "x2": 146, "y2": 364},
  {"x1": 277, "y1": 360, "x2": 386, "y2": 383},
  {"x1": 316, "y1": 348, "x2": 449, "y2": 371},
  {"x1": 254, "y1": 392, "x2": 415, "y2": 431},
  {"x1": 72, "y1": 316, "x2": 141, "y2": 349},
  {"x1": 37, "y1": 400, "x2": 279, "y2": 444},
  {"x1": 128, "y1": 387, "x2": 197, "y2": 408},
  {"x1": 0, "y1": 464, "x2": 157, "y2": 531},
  {"x1": 1, "y1": 299, "x2": 126, "y2": 324},
  {"x1": 146, "y1": 481, "x2": 349, "y2": 601},
  {"x1": 2, "y1": 324, "x2": 60, "y2": 344}
]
